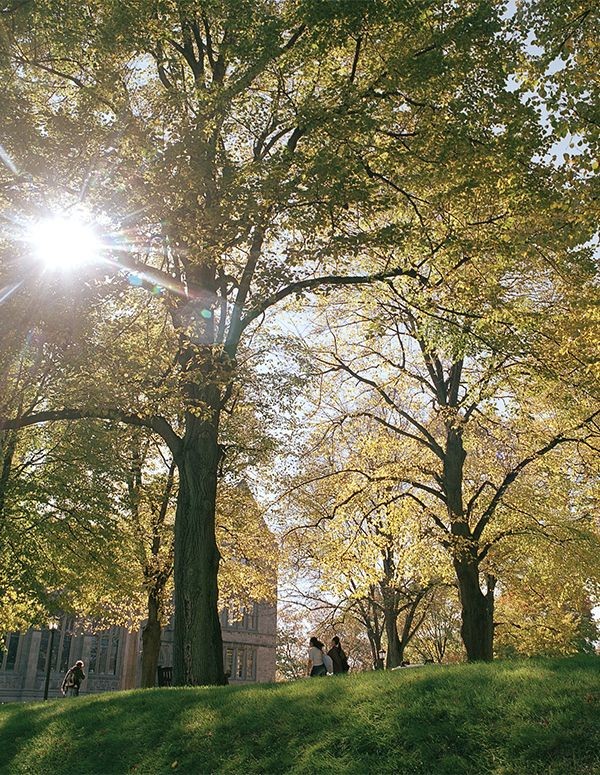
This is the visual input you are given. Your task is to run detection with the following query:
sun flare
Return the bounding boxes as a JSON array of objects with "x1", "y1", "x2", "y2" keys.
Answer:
[{"x1": 29, "y1": 214, "x2": 101, "y2": 270}]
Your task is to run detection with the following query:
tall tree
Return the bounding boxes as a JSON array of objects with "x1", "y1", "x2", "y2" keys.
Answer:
[
  {"x1": 124, "y1": 432, "x2": 176, "y2": 688},
  {"x1": 1, "y1": 0, "x2": 575, "y2": 681},
  {"x1": 289, "y1": 276, "x2": 599, "y2": 660}
]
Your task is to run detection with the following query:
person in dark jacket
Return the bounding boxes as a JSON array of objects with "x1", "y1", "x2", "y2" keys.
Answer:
[
  {"x1": 327, "y1": 636, "x2": 349, "y2": 674},
  {"x1": 61, "y1": 660, "x2": 86, "y2": 696}
]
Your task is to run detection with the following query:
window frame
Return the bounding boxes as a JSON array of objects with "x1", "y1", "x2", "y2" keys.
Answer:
[
  {"x1": 222, "y1": 642, "x2": 257, "y2": 681},
  {"x1": 220, "y1": 603, "x2": 259, "y2": 632}
]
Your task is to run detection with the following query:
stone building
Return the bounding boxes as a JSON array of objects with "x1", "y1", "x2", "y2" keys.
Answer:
[{"x1": 0, "y1": 601, "x2": 276, "y2": 702}]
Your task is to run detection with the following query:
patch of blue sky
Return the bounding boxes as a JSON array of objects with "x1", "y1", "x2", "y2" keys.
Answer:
[
  {"x1": 506, "y1": 68, "x2": 591, "y2": 169},
  {"x1": 501, "y1": 4, "x2": 593, "y2": 170},
  {"x1": 126, "y1": 53, "x2": 156, "y2": 88}
]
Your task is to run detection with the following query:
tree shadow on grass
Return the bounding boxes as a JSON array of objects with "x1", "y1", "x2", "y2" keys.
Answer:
[{"x1": 1, "y1": 657, "x2": 598, "y2": 775}]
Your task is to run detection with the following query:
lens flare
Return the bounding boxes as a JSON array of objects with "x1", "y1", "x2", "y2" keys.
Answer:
[{"x1": 29, "y1": 215, "x2": 101, "y2": 270}]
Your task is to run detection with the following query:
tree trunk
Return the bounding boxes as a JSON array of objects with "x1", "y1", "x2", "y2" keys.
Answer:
[
  {"x1": 365, "y1": 627, "x2": 383, "y2": 670},
  {"x1": 454, "y1": 558, "x2": 494, "y2": 661},
  {"x1": 381, "y1": 581, "x2": 402, "y2": 668},
  {"x1": 380, "y1": 550, "x2": 403, "y2": 668},
  {"x1": 353, "y1": 591, "x2": 385, "y2": 669},
  {"x1": 384, "y1": 613, "x2": 403, "y2": 668},
  {"x1": 444, "y1": 419, "x2": 494, "y2": 661},
  {"x1": 141, "y1": 592, "x2": 162, "y2": 688},
  {"x1": 173, "y1": 422, "x2": 224, "y2": 686}
]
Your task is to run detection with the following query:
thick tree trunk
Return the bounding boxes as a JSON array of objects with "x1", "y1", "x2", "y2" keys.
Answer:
[
  {"x1": 381, "y1": 552, "x2": 404, "y2": 668},
  {"x1": 454, "y1": 559, "x2": 494, "y2": 661},
  {"x1": 384, "y1": 613, "x2": 404, "y2": 668},
  {"x1": 444, "y1": 420, "x2": 494, "y2": 661},
  {"x1": 141, "y1": 592, "x2": 162, "y2": 688},
  {"x1": 173, "y1": 423, "x2": 224, "y2": 686}
]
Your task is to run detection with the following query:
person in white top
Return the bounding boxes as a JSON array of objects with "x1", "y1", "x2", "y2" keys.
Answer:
[{"x1": 307, "y1": 636, "x2": 328, "y2": 677}]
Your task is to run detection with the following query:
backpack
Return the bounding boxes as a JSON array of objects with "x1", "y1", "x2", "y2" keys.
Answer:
[{"x1": 322, "y1": 651, "x2": 334, "y2": 673}]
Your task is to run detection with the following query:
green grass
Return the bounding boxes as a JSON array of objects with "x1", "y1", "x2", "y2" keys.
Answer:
[{"x1": 1, "y1": 656, "x2": 599, "y2": 774}]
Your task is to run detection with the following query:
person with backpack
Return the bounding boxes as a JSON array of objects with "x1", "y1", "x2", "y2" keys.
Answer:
[
  {"x1": 308, "y1": 636, "x2": 332, "y2": 676},
  {"x1": 328, "y1": 636, "x2": 349, "y2": 674},
  {"x1": 61, "y1": 660, "x2": 86, "y2": 696}
]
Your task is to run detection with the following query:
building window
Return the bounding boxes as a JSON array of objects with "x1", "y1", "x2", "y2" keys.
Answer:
[
  {"x1": 223, "y1": 643, "x2": 257, "y2": 681},
  {"x1": 59, "y1": 633, "x2": 72, "y2": 672},
  {"x1": 88, "y1": 629, "x2": 120, "y2": 675},
  {"x1": 99, "y1": 636, "x2": 109, "y2": 672},
  {"x1": 108, "y1": 635, "x2": 119, "y2": 675},
  {"x1": 1, "y1": 634, "x2": 20, "y2": 671},
  {"x1": 48, "y1": 618, "x2": 76, "y2": 672},
  {"x1": 225, "y1": 646, "x2": 234, "y2": 676},
  {"x1": 36, "y1": 628, "x2": 61, "y2": 673},
  {"x1": 246, "y1": 648, "x2": 255, "y2": 680},
  {"x1": 221, "y1": 603, "x2": 258, "y2": 632},
  {"x1": 88, "y1": 639, "x2": 98, "y2": 674},
  {"x1": 236, "y1": 647, "x2": 246, "y2": 679}
]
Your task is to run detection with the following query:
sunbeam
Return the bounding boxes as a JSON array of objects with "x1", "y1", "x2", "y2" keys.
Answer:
[
  {"x1": 0, "y1": 281, "x2": 23, "y2": 304},
  {"x1": 0, "y1": 144, "x2": 18, "y2": 175},
  {"x1": 28, "y1": 214, "x2": 101, "y2": 270}
]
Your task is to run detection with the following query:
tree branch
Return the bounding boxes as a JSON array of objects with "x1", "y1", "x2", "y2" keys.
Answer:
[
  {"x1": 240, "y1": 264, "x2": 423, "y2": 332},
  {"x1": 351, "y1": 409, "x2": 444, "y2": 460},
  {"x1": 0, "y1": 409, "x2": 182, "y2": 457},
  {"x1": 350, "y1": 36, "x2": 362, "y2": 83},
  {"x1": 473, "y1": 409, "x2": 600, "y2": 542},
  {"x1": 223, "y1": 24, "x2": 306, "y2": 102}
]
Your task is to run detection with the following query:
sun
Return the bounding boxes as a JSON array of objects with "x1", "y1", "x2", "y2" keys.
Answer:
[{"x1": 29, "y1": 214, "x2": 101, "y2": 270}]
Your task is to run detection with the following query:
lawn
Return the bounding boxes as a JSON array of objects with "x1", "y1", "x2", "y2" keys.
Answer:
[{"x1": 1, "y1": 656, "x2": 598, "y2": 774}]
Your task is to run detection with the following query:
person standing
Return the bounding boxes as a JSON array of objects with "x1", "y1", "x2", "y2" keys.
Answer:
[
  {"x1": 328, "y1": 636, "x2": 349, "y2": 674},
  {"x1": 61, "y1": 660, "x2": 86, "y2": 696},
  {"x1": 307, "y1": 637, "x2": 328, "y2": 677}
]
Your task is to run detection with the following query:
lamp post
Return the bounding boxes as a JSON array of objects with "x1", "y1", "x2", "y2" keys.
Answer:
[
  {"x1": 43, "y1": 620, "x2": 59, "y2": 700},
  {"x1": 376, "y1": 648, "x2": 386, "y2": 670}
]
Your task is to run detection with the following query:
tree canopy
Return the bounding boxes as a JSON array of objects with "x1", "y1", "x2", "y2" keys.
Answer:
[{"x1": 1, "y1": 0, "x2": 598, "y2": 681}]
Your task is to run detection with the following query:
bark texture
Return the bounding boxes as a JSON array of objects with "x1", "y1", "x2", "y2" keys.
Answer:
[
  {"x1": 173, "y1": 424, "x2": 224, "y2": 686},
  {"x1": 454, "y1": 559, "x2": 494, "y2": 661},
  {"x1": 445, "y1": 423, "x2": 494, "y2": 661}
]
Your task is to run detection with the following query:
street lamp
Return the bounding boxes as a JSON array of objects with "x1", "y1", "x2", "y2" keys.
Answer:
[
  {"x1": 43, "y1": 620, "x2": 60, "y2": 701},
  {"x1": 376, "y1": 648, "x2": 386, "y2": 670}
]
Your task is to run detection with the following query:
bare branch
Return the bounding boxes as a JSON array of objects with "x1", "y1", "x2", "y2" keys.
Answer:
[
  {"x1": 350, "y1": 36, "x2": 362, "y2": 83},
  {"x1": 240, "y1": 264, "x2": 423, "y2": 333},
  {"x1": 473, "y1": 409, "x2": 600, "y2": 542}
]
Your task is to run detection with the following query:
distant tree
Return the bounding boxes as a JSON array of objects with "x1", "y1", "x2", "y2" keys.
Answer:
[
  {"x1": 276, "y1": 605, "x2": 310, "y2": 682},
  {"x1": 124, "y1": 433, "x2": 176, "y2": 688},
  {"x1": 282, "y1": 415, "x2": 452, "y2": 667},
  {"x1": 494, "y1": 520, "x2": 600, "y2": 658},
  {"x1": 286, "y1": 269, "x2": 599, "y2": 661},
  {"x1": 408, "y1": 586, "x2": 463, "y2": 664}
]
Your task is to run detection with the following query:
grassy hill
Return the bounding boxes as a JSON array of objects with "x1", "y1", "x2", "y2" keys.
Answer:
[{"x1": 1, "y1": 656, "x2": 598, "y2": 775}]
